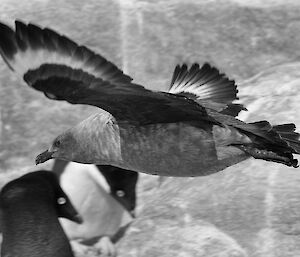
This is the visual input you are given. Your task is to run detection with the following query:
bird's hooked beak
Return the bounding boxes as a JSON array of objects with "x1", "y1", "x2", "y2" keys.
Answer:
[{"x1": 35, "y1": 150, "x2": 54, "y2": 165}]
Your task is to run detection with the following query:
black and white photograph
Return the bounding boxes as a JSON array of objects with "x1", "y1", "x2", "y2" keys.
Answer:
[{"x1": 0, "y1": 0, "x2": 300, "y2": 256}]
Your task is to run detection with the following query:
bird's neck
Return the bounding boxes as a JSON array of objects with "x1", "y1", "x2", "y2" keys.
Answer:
[
  {"x1": 1, "y1": 201, "x2": 74, "y2": 257},
  {"x1": 72, "y1": 112, "x2": 124, "y2": 166}
]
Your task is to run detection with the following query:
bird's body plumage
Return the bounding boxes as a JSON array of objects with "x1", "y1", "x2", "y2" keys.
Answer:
[
  {"x1": 0, "y1": 20, "x2": 299, "y2": 176},
  {"x1": 59, "y1": 111, "x2": 250, "y2": 176},
  {"x1": 119, "y1": 120, "x2": 249, "y2": 176}
]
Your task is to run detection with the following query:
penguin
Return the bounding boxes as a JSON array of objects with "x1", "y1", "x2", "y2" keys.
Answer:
[
  {"x1": 97, "y1": 165, "x2": 138, "y2": 215},
  {"x1": 51, "y1": 160, "x2": 134, "y2": 257},
  {"x1": 0, "y1": 170, "x2": 82, "y2": 257},
  {"x1": 52, "y1": 159, "x2": 138, "y2": 215}
]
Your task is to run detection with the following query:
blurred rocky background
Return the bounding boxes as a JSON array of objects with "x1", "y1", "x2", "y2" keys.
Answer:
[{"x1": 0, "y1": 0, "x2": 300, "y2": 256}]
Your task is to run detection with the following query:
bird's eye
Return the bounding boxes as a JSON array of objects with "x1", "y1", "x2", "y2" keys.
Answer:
[
  {"x1": 116, "y1": 190, "x2": 125, "y2": 197},
  {"x1": 54, "y1": 139, "x2": 61, "y2": 147},
  {"x1": 57, "y1": 197, "x2": 66, "y2": 205}
]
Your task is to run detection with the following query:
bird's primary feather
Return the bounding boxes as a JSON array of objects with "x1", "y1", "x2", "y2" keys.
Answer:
[
  {"x1": 0, "y1": 21, "x2": 132, "y2": 84},
  {"x1": 169, "y1": 63, "x2": 238, "y2": 103},
  {"x1": 168, "y1": 63, "x2": 247, "y2": 117}
]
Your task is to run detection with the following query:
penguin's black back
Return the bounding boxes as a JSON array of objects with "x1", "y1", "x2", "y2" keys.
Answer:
[{"x1": 0, "y1": 170, "x2": 78, "y2": 257}]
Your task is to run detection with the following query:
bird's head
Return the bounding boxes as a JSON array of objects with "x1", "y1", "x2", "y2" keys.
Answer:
[
  {"x1": 44, "y1": 171, "x2": 83, "y2": 224},
  {"x1": 35, "y1": 114, "x2": 119, "y2": 165},
  {"x1": 35, "y1": 114, "x2": 117, "y2": 165},
  {"x1": 35, "y1": 130, "x2": 79, "y2": 165}
]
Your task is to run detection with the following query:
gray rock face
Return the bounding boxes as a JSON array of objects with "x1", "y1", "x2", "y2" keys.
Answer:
[{"x1": 120, "y1": 0, "x2": 300, "y2": 90}]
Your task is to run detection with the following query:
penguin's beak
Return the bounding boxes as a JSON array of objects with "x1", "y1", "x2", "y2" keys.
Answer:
[
  {"x1": 72, "y1": 214, "x2": 84, "y2": 224},
  {"x1": 35, "y1": 150, "x2": 53, "y2": 165}
]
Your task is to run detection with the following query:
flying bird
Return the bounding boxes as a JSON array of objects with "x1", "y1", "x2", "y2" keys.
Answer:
[{"x1": 0, "y1": 20, "x2": 299, "y2": 177}]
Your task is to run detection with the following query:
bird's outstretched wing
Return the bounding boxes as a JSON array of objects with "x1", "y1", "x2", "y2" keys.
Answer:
[
  {"x1": 168, "y1": 63, "x2": 246, "y2": 117},
  {"x1": 0, "y1": 20, "x2": 218, "y2": 126},
  {"x1": 0, "y1": 21, "x2": 133, "y2": 85}
]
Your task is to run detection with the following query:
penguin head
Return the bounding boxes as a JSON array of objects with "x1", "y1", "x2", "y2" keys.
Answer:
[
  {"x1": 44, "y1": 171, "x2": 83, "y2": 224},
  {"x1": 97, "y1": 165, "x2": 138, "y2": 215},
  {"x1": 0, "y1": 170, "x2": 83, "y2": 224}
]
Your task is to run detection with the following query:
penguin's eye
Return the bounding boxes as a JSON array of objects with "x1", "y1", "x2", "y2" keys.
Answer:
[
  {"x1": 57, "y1": 197, "x2": 66, "y2": 205},
  {"x1": 54, "y1": 139, "x2": 61, "y2": 148},
  {"x1": 116, "y1": 190, "x2": 125, "y2": 197}
]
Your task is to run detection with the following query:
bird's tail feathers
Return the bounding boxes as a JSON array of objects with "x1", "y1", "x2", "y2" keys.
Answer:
[
  {"x1": 236, "y1": 121, "x2": 300, "y2": 167},
  {"x1": 272, "y1": 123, "x2": 300, "y2": 154}
]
